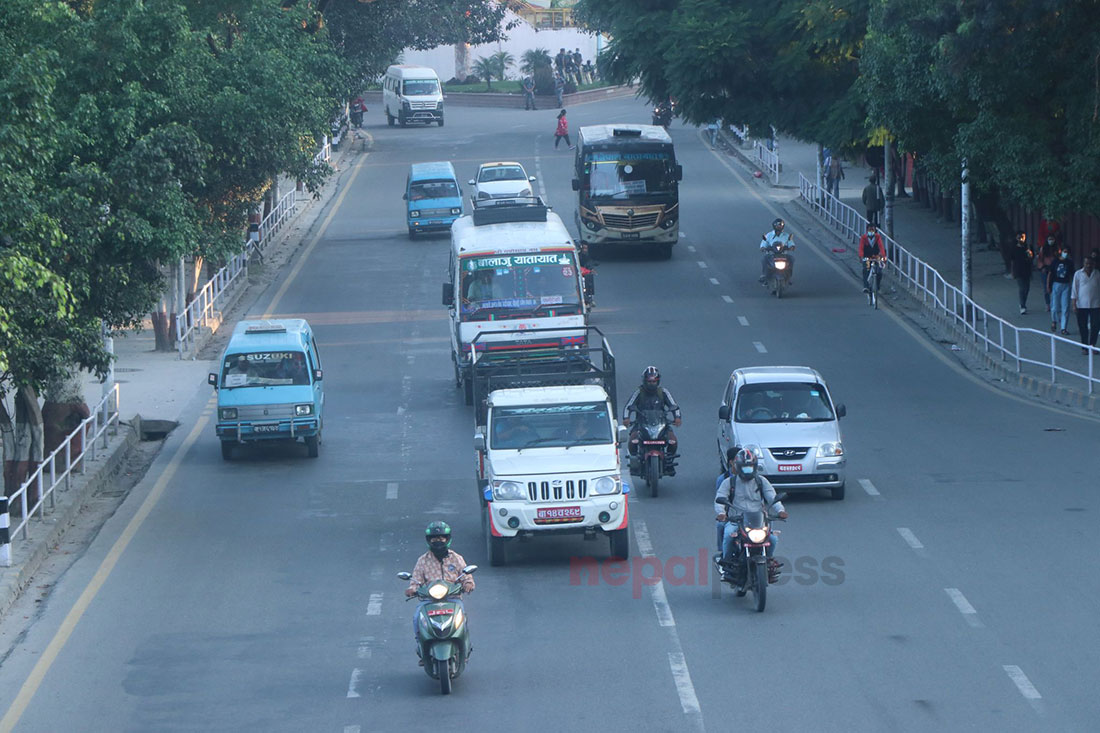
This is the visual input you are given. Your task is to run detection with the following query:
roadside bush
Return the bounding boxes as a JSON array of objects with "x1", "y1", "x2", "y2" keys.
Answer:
[{"x1": 533, "y1": 66, "x2": 555, "y2": 94}]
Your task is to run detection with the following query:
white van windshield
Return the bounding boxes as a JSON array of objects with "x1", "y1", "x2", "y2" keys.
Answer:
[
  {"x1": 459, "y1": 252, "x2": 581, "y2": 319},
  {"x1": 222, "y1": 351, "x2": 310, "y2": 388},
  {"x1": 403, "y1": 79, "x2": 439, "y2": 96}
]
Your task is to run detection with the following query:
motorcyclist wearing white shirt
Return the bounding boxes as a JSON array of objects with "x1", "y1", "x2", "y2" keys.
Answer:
[{"x1": 760, "y1": 217, "x2": 796, "y2": 283}]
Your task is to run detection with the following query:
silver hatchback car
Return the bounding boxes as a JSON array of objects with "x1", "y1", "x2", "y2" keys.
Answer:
[{"x1": 716, "y1": 366, "x2": 847, "y2": 500}]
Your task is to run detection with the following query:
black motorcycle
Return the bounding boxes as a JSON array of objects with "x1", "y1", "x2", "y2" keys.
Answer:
[
  {"x1": 763, "y1": 240, "x2": 795, "y2": 298},
  {"x1": 652, "y1": 100, "x2": 676, "y2": 128},
  {"x1": 713, "y1": 496, "x2": 786, "y2": 612},
  {"x1": 629, "y1": 408, "x2": 677, "y2": 497}
]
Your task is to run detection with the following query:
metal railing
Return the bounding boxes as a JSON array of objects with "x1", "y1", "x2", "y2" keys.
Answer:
[
  {"x1": 799, "y1": 174, "x2": 1098, "y2": 394},
  {"x1": 753, "y1": 140, "x2": 780, "y2": 184},
  {"x1": 1, "y1": 384, "x2": 120, "y2": 567}
]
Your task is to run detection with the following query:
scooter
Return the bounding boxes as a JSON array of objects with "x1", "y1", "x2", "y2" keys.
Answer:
[
  {"x1": 629, "y1": 408, "x2": 677, "y2": 497},
  {"x1": 397, "y1": 565, "x2": 477, "y2": 694},
  {"x1": 763, "y1": 240, "x2": 795, "y2": 298},
  {"x1": 713, "y1": 496, "x2": 786, "y2": 612}
]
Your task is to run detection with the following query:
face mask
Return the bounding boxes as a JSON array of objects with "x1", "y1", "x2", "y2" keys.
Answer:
[
  {"x1": 739, "y1": 467, "x2": 754, "y2": 477},
  {"x1": 1047, "y1": 239, "x2": 1055, "y2": 245},
  {"x1": 1061, "y1": 252, "x2": 1069, "y2": 259}
]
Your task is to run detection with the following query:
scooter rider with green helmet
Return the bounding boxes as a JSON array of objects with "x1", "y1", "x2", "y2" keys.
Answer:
[{"x1": 406, "y1": 522, "x2": 475, "y2": 661}]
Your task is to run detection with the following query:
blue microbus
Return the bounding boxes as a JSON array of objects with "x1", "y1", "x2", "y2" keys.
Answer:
[
  {"x1": 405, "y1": 161, "x2": 463, "y2": 238},
  {"x1": 209, "y1": 319, "x2": 324, "y2": 460}
]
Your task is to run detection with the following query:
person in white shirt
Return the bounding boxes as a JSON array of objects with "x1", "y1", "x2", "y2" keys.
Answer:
[{"x1": 1071, "y1": 255, "x2": 1100, "y2": 353}]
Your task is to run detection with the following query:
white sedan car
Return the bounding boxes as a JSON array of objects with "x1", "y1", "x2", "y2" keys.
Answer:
[{"x1": 469, "y1": 162, "x2": 536, "y2": 201}]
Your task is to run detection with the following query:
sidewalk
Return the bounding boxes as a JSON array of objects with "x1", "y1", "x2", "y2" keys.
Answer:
[
  {"x1": 718, "y1": 128, "x2": 1098, "y2": 412},
  {"x1": 0, "y1": 136, "x2": 362, "y2": 619}
]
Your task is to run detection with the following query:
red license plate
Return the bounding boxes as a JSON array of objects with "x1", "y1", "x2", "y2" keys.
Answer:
[
  {"x1": 537, "y1": 506, "x2": 582, "y2": 520},
  {"x1": 777, "y1": 464, "x2": 802, "y2": 472}
]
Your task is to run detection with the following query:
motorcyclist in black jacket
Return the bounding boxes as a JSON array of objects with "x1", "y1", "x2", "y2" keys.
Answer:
[{"x1": 623, "y1": 366, "x2": 682, "y2": 475}]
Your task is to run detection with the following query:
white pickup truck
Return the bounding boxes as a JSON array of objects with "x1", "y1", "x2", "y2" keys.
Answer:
[{"x1": 472, "y1": 328, "x2": 628, "y2": 566}]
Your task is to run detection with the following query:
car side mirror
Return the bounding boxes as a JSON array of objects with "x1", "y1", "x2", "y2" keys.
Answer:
[
  {"x1": 402, "y1": 193, "x2": 407, "y2": 200},
  {"x1": 397, "y1": 571, "x2": 412, "y2": 580},
  {"x1": 718, "y1": 405, "x2": 730, "y2": 420},
  {"x1": 442, "y1": 282, "x2": 454, "y2": 306},
  {"x1": 617, "y1": 425, "x2": 628, "y2": 445},
  {"x1": 571, "y1": 179, "x2": 579, "y2": 191},
  {"x1": 675, "y1": 164, "x2": 684, "y2": 181},
  {"x1": 468, "y1": 179, "x2": 476, "y2": 186},
  {"x1": 529, "y1": 176, "x2": 537, "y2": 182},
  {"x1": 208, "y1": 373, "x2": 218, "y2": 389},
  {"x1": 835, "y1": 404, "x2": 846, "y2": 418},
  {"x1": 313, "y1": 369, "x2": 323, "y2": 381},
  {"x1": 462, "y1": 564, "x2": 478, "y2": 575},
  {"x1": 474, "y1": 433, "x2": 486, "y2": 452}
]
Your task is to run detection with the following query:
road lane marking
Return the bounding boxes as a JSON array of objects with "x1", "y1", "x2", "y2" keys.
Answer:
[
  {"x1": 635, "y1": 521, "x2": 655, "y2": 556},
  {"x1": 753, "y1": 341, "x2": 767, "y2": 353},
  {"x1": 697, "y1": 261, "x2": 708, "y2": 269},
  {"x1": 944, "y1": 588, "x2": 983, "y2": 628},
  {"x1": 1003, "y1": 665, "x2": 1043, "y2": 713},
  {"x1": 681, "y1": 233, "x2": 687, "y2": 239},
  {"x1": 737, "y1": 316, "x2": 749, "y2": 326},
  {"x1": 858, "y1": 478, "x2": 880, "y2": 496},
  {"x1": 358, "y1": 637, "x2": 374, "y2": 660},
  {"x1": 263, "y1": 144, "x2": 370, "y2": 318},
  {"x1": 687, "y1": 243, "x2": 695, "y2": 251},
  {"x1": 386, "y1": 482, "x2": 398, "y2": 500},
  {"x1": 722, "y1": 295, "x2": 734, "y2": 304},
  {"x1": 346, "y1": 668, "x2": 363, "y2": 698},
  {"x1": 708, "y1": 277, "x2": 719, "y2": 285},
  {"x1": 0, "y1": 402, "x2": 215, "y2": 732},
  {"x1": 366, "y1": 593, "x2": 383, "y2": 616},
  {"x1": 344, "y1": 727, "x2": 361, "y2": 733},
  {"x1": 897, "y1": 527, "x2": 924, "y2": 551},
  {"x1": 669, "y1": 652, "x2": 703, "y2": 719}
]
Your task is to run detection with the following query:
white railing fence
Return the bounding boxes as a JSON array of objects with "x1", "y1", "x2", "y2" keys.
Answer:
[
  {"x1": 753, "y1": 140, "x2": 780, "y2": 185},
  {"x1": 799, "y1": 174, "x2": 1098, "y2": 394},
  {"x1": 1, "y1": 384, "x2": 121, "y2": 567}
]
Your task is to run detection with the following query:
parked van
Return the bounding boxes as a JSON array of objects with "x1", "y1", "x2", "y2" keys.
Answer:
[
  {"x1": 405, "y1": 161, "x2": 463, "y2": 238},
  {"x1": 209, "y1": 319, "x2": 324, "y2": 460},
  {"x1": 382, "y1": 65, "x2": 444, "y2": 127}
]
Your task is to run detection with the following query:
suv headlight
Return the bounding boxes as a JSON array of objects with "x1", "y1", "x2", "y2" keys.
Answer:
[
  {"x1": 219, "y1": 408, "x2": 237, "y2": 420},
  {"x1": 492, "y1": 481, "x2": 525, "y2": 500},
  {"x1": 592, "y1": 475, "x2": 621, "y2": 495},
  {"x1": 450, "y1": 207, "x2": 462, "y2": 215},
  {"x1": 817, "y1": 442, "x2": 843, "y2": 458},
  {"x1": 295, "y1": 404, "x2": 314, "y2": 416},
  {"x1": 409, "y1": 210, "x2": 420, "y2": 218}
]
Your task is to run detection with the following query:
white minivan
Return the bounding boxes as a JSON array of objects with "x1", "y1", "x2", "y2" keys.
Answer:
[{"x1": 382, "y1": 65, "x2": 444, "y2": 127}]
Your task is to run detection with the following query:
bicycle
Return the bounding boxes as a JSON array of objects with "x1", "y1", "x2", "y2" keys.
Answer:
[{"x1": 863, "y1": 257, "x2": 885, "y2": 309}]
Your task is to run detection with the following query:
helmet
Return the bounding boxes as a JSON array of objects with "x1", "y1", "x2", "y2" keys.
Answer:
[
  {"x1": 733, "y1": 448, "x2": 758, "y2": 480},
  {"x1": 772, "y1": 218, "x2": 785, "y2": 231},
  {"x1": 642, "y1": 365, "x2": 661, "y2": 393},
  {"x1": 425, "y1": 521, "x2": 452, "y2": 551}
]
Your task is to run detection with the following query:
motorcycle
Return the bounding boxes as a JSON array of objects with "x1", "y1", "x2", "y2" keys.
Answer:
[
  {"x1": 763, "y1": 239, "x2": 795, "y2": 298},
  {"x1": 397, "y1": 565, "x2": 477, "y2": 694},
  {"x1": 629, "y1": 408, "x2": 677, "y2": 497},
  {"x1": 712, "y1": 496, "x2": 786, "y2": 612},
  {"x1": 652, "y1": 99, "x2": 676, "y2": 128},
  {"x1": 863, "y1": 257, "x2": 885, "y2": 309},
  {"x1": 581, "y1": 265, "x2": 596, "y2": 309}
]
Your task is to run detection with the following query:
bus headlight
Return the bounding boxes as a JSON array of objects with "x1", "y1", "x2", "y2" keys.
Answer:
[
  {"x1": 660, "y1": 217, "x2": 677, "y2": 229},
  {"x1": 584, "y1": 220, "x2": 600, "y2": 231}
]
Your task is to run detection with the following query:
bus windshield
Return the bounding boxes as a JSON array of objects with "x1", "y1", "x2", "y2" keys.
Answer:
[
  {"x1": 459, "y1": 251, "x2": 581, "y2": 318},
  {"x1": 583, "y1": 150, "x2": 676, "y2": 200}
]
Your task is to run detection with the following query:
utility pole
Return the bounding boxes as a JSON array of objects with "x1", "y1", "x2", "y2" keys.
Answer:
[
  {"x1": 961, "y1": 159, "x2": 971, "y2": 299},
  {"x1": 883, "y1": 138, "x2": 894, "y2": 238}
]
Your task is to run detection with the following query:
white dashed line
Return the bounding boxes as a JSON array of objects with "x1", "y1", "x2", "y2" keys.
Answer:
[
  {"x1": 346, "y1": 668, "x2": 363, "y2": 698},
  {"x1": 651, "y1": 581, "x2": 676, "y2": 628},
  {"x1": 687, "y1": 244, "x2": 695, "y2": 252},
  {"x1": 344, "y1": 726, "x2": 361, "y2": 733},
  {"x1": 697, "y1": 261, "x2": 708, "y2": 269},
  {"x1": 1003, "y1": 665, "x2": 1043, "y2": 712},
  {"x1": 944, "y1": 588, "x2": 982, "y2": 627},
  {"x1": 737, "y1": 316, "x2": 749, "y2": 326},
  {"x1": 386, "y1": 482, "x2": 398, "y2": 500},
  {"x1": 858, "y1": 478, "x2": 880, "y2": 496},
  {"x1": 753, "y1": 342, "x2": 767, "y2": 353},
  {"x1": 708, "y1": 277, "x2": 719, "y2": 285},
  {"x1": 366, "y1": 593, "x2": 383, "y2": 616},
  {"x1": 722, "y1": 295, "x2": 734, "y2": 304},
  {"x1": 680, "y1": 232, "x2": 687, "y2": 239},
  {"x1": 669, "y1": 652, "x2": 703, "y2": 719},
  {"x1": 357, "y1": 637, "x2": 374, "y2": 660},
  {"x1": 897, "y1": 527, "x2": 924, "y2": 550},
  {"x1": 635, "y1": 521, "x2": 655, "y2": 555}
]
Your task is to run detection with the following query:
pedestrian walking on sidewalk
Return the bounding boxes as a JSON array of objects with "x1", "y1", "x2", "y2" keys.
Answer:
[
  {"x1": 827, "y1": 155, "x2": 845, "y2": 198},
  {"x1": 554, "y1": 109, "x2": 573, "y2": 150},
  {"x1": 862, "y1": 174, "x2": 885, "y2": 226},
  {"x1": 1010, "y1": 231, "x2": 1034, "y2": 314},
  {"x1": 1036, "y1": 235, "x2": 1057, "y2": 312},
  {"x1": 1048, "y1": 245, "x2": 1076, "y2": 335},
  {"x1": 1071, "y1": 256, "x2": 1100, "y2": 353}
]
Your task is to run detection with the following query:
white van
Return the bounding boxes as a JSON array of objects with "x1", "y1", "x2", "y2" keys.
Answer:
[{"x1": 382, "y1": 65, "x2": 444, "y2": 127}]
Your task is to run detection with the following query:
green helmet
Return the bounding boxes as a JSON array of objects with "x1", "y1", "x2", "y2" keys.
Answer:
[{"x1": 425, "y1": 521, "x2": 452, "y2": 549}]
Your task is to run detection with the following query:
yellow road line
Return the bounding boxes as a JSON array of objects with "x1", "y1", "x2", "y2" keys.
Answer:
[{"x1": 0, "y1": 403, "x2": 214, "y2": 732}]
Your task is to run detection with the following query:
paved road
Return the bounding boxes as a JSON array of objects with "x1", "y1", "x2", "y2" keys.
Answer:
[{"x1": 0, "y1": 99, "x2": 1097, "y2": 732}]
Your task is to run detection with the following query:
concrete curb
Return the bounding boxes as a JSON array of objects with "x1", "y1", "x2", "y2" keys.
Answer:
[
  {"x1": 790, "y1": 195, "x2": 1100, "y2": 416},
  {"x1": 361, "y1": 85, "x2": 636, "y2": 110},
  {"x1": 712, "y1": 128, "x2": 800, "y2": 189},
  {"x1": 0, "y1": 424, "x2": 138, "y2": 621}
]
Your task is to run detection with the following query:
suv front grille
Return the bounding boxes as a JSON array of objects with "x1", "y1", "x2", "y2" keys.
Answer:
[
  {"x1": 527, "y1": 480, "x2": 588, "y2": 502},
  {"x1": 768, "y1": 447, "x2": 810, "y2": 460}
]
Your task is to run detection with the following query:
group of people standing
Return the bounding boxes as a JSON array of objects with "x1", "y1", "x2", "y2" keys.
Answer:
[
  {"x1": 1011, "y1": 230, "x2": 1100, "y2": 353},
  {"x1": 555, "y1": 47, "x2": 592, "y2": 87}
]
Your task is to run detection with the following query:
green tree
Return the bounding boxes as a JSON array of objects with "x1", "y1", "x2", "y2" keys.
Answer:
[
  {"x1": 521, "y1": 47, "x2": 552, "y2": 75},
  {"x1": 473, "y1": 56, "x2": 498, "y2": 90},
  {"x1": 491, "y1": 50, "x2": 515, "y2": 81}
]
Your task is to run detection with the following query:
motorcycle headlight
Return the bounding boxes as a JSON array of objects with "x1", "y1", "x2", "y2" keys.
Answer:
[
  {"x1": 219, "y1": 408, "x2": 237, "y2": 420},
  {"x1": 450, "y1": 207, "x2": 462, "y2": 215},
  {"x1": 409, "y1": 210, "x2": 420, "y2": 218},
  {"x1": 774, "y1": 260, "x2": 788, "y2": 269},
  {"x1": 592, "y1": 475, "x2": 620, "y2": 495},
  {"x1": 492, "y1": 480, "x2": 525, "y2": 500},
  {"x1": 428, "y1": 582, "x2": 449, "y2": 600},
  {"x1": 817, "y1": 442, "x2": 844, "y2": 458},
  {"x1": 295, "y1": 404, "x2": 313, "y2": 416},
  {"x1": 747, "y1": 528, "x2": 768, "y2": 544}
]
